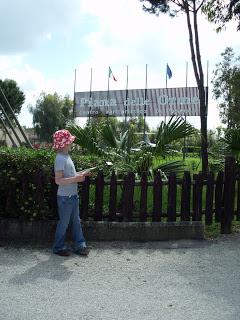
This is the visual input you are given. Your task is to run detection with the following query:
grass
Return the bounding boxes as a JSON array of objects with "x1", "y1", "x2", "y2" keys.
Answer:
[{"x1": 204, "y1": 220, "x2": 240, "y2": 240}]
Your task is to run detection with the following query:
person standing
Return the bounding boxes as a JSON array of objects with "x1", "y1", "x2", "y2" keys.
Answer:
[{"x1": 52, "y1": 129, "x2": 90, "y2": 257}]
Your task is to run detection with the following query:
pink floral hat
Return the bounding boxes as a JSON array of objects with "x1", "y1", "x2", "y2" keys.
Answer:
[{"x1": 52, "y1": 129, "x2": 75, "y2": 150}]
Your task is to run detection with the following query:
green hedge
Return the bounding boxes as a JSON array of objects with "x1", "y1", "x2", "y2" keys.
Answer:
[{"x1": 0, "y1": 147, "x2": 101, "y2": 220}]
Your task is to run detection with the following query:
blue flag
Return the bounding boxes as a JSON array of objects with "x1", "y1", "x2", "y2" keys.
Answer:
[{"x1": 166, "y1": 63, "x2": 172, "y2": 79}]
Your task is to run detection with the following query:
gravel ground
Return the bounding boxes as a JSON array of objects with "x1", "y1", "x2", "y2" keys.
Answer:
[{"x1": 1, "y1": 235, "x2": 240, "y2": 320}]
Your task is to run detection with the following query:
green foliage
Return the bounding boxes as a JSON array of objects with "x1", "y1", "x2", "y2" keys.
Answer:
[
  {"x1": 0, "y1": 147, "x2": 103, "y2": 220},
  {"x1": 222, "y1": 128, "x2": 240, "y2": 160},
  {"x1": 0, "y1": 79, "x2": 25, "y2": 121},
  {"x1": 67, "y1": 122, "x2": 106, "y2": 156},
  {"x1": 0, "y1": 146, "x2": 232, "y2": 226},
  {"x1": 0, "y1": 147, "x2": 55, "y2": 219},
  {"x1": 68, "y1": 116, "x2": 196, "y2": 179},
  {"x1": 202, "y1": 0, "x2": 240, "y2": 31},
  {"x1": 212, "y1": 47, "x2": 240, "y2": 128},
  {"x1": 153, "y1": 116, "x2": 197, "y2": 157},
  {"x1": 30, "y1": 92, "x2": 73, "y2": 142}
]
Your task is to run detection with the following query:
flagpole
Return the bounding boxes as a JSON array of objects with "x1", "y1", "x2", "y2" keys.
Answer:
[
  {"x1": 107, "y1": 66, "x2": 110, "y2": 121},
  {"x1": 125, "y1": 65, "x2": 128, "y2": 128},
  {"x1": 88, "y1": 67, "x2": 92, "y2": 124},
  {"x1": 165, "y1": 63, "x2": 168, "y2": 89},
  {"x1": 73, "y1": 68, "x2": 76, "y2": 121},
  {"x1": 143, "y1": 64, "x2": 148, "y2": 142},
  {"x1": 183, "y1": 61, "x2": 188, "y2": 161},
  {"x1": 165, "y1": 63, "x2": 168, "y2": 123}
]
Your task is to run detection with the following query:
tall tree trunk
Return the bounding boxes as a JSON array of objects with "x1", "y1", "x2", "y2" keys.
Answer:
[
  {"x1": 199, "y1": 85, "x2": 208, "y2": 173},
  {"x1": 185, "y1": 1, "x2": 208, "y2": 174}
]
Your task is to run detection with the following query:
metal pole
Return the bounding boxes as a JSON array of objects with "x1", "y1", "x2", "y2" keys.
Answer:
[
  {"x1": 106, "y1": 67, "x2": 110, "y2": 121},
  {"x1": 0, "y1": 116, "x2": 17, "y2": 146},
  {"x1": 183, "y1": 61, "x2": 188, "y2": 161},
  {"x1": 143, "y1": 64, "x2": 147, "y2": 142},
  {"x1": 0, "y1": 86, "x2": 33, "y2": 148},
  {"x1": 88, "y1": 67, "x2": 92, "y2": 123},
  {"x1": 165, "y1": 63, "x2": 168, "y2": 123},
  {"x1": 124, "y1": 65, "x2": 128, "y2": 128},
  {"x1": 73, "y1": 68, "x2": 77, "y2": 121},
  {"x1": 0, "y1": 102, "x2": 22, "y2": 145}
]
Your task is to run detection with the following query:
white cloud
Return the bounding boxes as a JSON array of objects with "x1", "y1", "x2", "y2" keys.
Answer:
[
  {"x1": 0, "y1": 0, "x2": 83, "y2": 54},
  {"x1": 1, "y1": 0, "x2": 239, "y2": 130}
]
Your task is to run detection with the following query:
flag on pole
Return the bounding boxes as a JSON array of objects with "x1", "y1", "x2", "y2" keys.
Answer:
[
  {"x1": 166, "y1": 63, "x2": 172, "y2": 79},
  {"x1": 109, "y1": 67, "x2": 117, "y2": 81}
]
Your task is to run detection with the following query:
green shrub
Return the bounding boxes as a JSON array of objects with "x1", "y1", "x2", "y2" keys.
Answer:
[{"x1": 0, "y1": 147, "x2": 102, "y2": 220}]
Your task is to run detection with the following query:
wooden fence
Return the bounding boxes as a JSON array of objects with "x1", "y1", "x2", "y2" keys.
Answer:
[
  {"x1": 0, "y1": 156, "x2": 238, "y2": 234},
  {"x1": 79, "y1": 156, "x2": 238, "y2": 233}
]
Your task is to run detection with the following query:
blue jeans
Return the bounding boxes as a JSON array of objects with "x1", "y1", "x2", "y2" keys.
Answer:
[{"x1": 53, "y1": 195, "x2": 86, "y2": 253}]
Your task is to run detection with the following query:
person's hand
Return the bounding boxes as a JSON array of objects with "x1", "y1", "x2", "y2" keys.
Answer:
[
  {"x1": 75, "y1": 172, "x2": 91, "y2": 183},
  {"x1": 74, "y1": 174, "x2": 85, "y2": 183},
  {"x1": 82, "y1": 171, "x2": 92, "y2": 177}
]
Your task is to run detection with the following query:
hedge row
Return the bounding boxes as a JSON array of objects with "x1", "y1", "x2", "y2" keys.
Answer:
[{"x1": 0, "y1": 147, "x2": 100, "y2": 220}]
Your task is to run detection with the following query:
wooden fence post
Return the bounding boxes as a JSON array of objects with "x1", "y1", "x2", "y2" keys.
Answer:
[
  {"x1": 121, "y1": 172, "x2": 135, "y2": 221},
  {"x1": 109, "y1": 171, "x2": 117, "y2": 221},
  {"x1": 153, "y1": 171, "x2": 162, "y2": 222},
  {"x1": 192, "y1": 172, "x2": 203, "y2": 221},
  {"x1": 221, "y1": 156, "x2": 236, "y2": 234},
  {"x1": 180, "y1": 171, "x2": 191, "y2": 221},
  {"x1": 81, "y1": 176, "x2": 90, "y2": 220},
  {"x1": 139, "y1": 172, "x2": 148, "y2": 222},
  {"x1": 94, "y1": 171, "x2": 104, "y2": 221},
  {"x1": 167, "y1": 173, "x2": 177, "y2": 222},
  {"x1": 215, "y1": 171, "x2": 224, "y2": 223},
  {"x1": 205, "y1": 171, "x2": 214, "y2": 225}
]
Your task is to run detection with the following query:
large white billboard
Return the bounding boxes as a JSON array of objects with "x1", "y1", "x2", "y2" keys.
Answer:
[{"x1": 75, "y1": 87, "x2": 205, "y2": 117}]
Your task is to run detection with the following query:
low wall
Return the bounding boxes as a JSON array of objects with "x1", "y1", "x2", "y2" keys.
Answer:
[{"x1": 0, "y1": 219, "x2": 204, "y2": 244}]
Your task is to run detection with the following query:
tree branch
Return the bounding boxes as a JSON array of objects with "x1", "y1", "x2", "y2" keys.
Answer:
[
  {"x1": 193, "y1": 1, "x2": 204, "y2": 85},
  {"x1": 196, "y1": 0, "x2": 205, "y2": 12},
  {"x1": 184, "y1": 0, "x2": 200, "y2": 85}
]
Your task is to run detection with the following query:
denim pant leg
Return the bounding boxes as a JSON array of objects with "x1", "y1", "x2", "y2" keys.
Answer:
[
  {"x1": 53, "y1": 196, "x2": 72, "y2": 253},
  {"x1": 70, "y1": 196, "x2": 86, "y2": 250}
]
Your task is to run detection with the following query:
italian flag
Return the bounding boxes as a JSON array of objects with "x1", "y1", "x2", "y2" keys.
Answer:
[{"x1": 109, "y1": 67, "x2": 117, "y2": 81}]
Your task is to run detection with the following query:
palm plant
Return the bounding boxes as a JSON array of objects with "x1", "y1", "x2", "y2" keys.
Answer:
[
  {"x1": 67, "y1": 116, "x2": 196, "y2": 178},
  {"x1": 221, "y1": 128, "x2": 240, "y2": 161}
]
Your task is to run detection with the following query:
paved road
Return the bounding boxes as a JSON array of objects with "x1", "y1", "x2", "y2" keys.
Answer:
[{"x1": 1, "y1": 235, "x2": 240, "y2": 320}]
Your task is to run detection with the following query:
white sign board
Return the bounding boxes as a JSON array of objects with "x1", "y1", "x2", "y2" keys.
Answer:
[{"x1": 75, "y1": 87, "x2": 204, "y2": 117}]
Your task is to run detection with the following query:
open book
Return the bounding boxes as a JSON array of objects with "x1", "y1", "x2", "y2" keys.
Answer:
[{"x1": 78, "y1": 166, "x2": 97, "y2": 174}]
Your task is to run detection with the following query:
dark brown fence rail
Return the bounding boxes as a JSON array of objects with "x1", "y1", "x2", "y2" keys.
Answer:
[
  {"x1": 0, "y1": 156, "x2": 239, "y2": 234},
  {"x1": 79, "y1": 156, "x2": 238, "y2": 234}
]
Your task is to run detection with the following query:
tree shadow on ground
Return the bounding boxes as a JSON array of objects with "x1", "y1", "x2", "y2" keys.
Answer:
[{"x1": 8, "y1": 253, "x2": 74, "y2": 285}]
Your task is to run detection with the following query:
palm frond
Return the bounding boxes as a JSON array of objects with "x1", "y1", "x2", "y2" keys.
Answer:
[
  {"x1": 67, "y1": 123, "x2": 105, "y2": 156},
  {"x1": 100, "y1": 123, "x2": 119, "y2": 149},
  {"x1": 222, "y1": 129, "x2": 240, "y2": 159},
  {"x1": 155, "y1": 116, "x2": 196, "y2": 156},
  {"x1": 153, "y1": 160, "x2": 186, "y2": 178}
]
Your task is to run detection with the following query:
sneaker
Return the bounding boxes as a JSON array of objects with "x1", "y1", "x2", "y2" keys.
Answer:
[
  {"x1": 54, "y1": 250, "x2": 70, "y2": 257},
  {"x1": 74, "y1": 247, "x2": 90, "y2": 256}
]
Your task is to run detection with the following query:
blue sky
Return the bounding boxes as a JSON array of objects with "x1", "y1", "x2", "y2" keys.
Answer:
[{"x1": 0, "y1": 0, "x2": 239, "y2": 130}]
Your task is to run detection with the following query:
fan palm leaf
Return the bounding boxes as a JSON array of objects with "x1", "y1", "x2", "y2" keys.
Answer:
[
  {"x1": 154, "y1": 116, "x2": 196, "y2": 156},
  {"x1": 67, "y1": 123, "x2": 106, "y2": 156}
]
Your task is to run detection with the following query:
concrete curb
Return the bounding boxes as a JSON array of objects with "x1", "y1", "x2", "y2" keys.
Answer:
[{"x1": 0, "y1": 219, "x2": 204, "y2": 244}]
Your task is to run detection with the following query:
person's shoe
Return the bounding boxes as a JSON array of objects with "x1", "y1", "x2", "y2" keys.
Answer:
[
  {"x1": 74, "y1": 247, "x2": 90, "y2": 256},
  {"x1": 54, "y1": 250, "x2": 70, "y2": 257}
]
